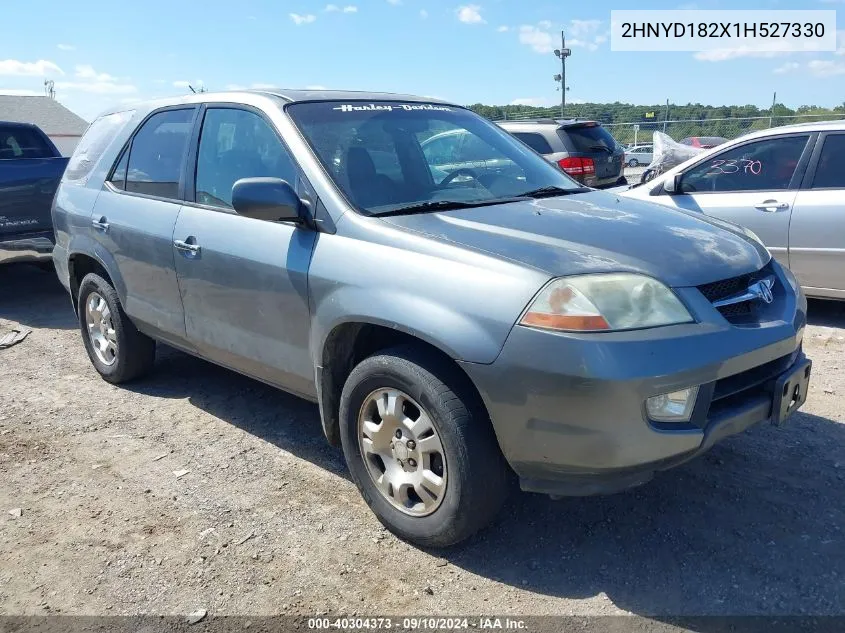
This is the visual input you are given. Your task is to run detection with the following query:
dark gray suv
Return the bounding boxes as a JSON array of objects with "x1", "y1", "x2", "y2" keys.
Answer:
[
  {"x1": 499, "y1": 118, "x2": 626, "y2": 188},
  {"x1": 52, "y1": 90, "x2": 810, "y2": 547}
]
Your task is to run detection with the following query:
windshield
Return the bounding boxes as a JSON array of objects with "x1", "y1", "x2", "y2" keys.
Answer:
[{"x1": 287, "y1": 101, "x2": 582, "y2": 215}]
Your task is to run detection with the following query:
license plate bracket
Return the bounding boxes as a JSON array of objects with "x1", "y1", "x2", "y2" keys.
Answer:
[{"x1": 772, "y1": 359, "x2": 812, "y2": 426}]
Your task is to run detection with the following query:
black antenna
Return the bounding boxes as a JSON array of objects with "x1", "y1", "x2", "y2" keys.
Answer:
[{"x1": 188, "y1": 85, "x2": 197, "y2": 94}]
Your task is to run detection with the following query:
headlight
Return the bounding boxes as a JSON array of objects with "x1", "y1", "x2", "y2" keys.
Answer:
[{"x1": 520, "y1": 273, "x2": 693, "y2": 332}]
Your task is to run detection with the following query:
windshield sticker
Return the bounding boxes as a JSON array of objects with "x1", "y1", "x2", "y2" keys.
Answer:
[{"x1": 332, "y1": 103, "x2": 453, "y2": 113}]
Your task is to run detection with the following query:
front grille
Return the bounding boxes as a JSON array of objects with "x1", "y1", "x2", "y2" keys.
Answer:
[{"x1": 697, "y1": 263, "x2": 776, "y2": 324}]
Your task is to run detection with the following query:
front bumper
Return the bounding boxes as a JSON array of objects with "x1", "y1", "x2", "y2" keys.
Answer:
[
  {"x1": 0, "y1": 231, "x2": 55, "y2": 265},
  {"x1": 459, "y1": 264, "x2": 808, "y2": 496}
]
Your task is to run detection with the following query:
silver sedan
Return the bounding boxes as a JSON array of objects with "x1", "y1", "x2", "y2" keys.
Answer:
[{"x1": 621, "y1": 120, "x2": 845, "y2": 301}]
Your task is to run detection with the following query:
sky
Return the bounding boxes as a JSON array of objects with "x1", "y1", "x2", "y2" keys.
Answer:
[{"x1": 1, "y1": 0, "x2": 844, "y2": 121}]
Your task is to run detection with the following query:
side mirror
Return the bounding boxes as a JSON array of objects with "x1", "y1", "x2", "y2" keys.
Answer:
[
  {"x1": 663, "y1": 173, "x2": 682, "y2": 194},
  {"x1": 231, "y1": 177, "x2": 304, "y2": 223}
]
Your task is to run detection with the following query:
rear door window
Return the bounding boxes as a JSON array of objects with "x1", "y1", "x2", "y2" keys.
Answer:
[
  {"x1": 811, "y1": 134, "x2": 845, "y2": 189},
  {"x1": 561, "y1": 124, "x2": 617, "y2": 153},
  {"x1": 512, "y1": 132, "x2": 553, "y2": 155},
  {"x1": 0, "y1": 125, "x2": 55, "y2": 160},
  {"x1": 126, "y1": 108, "x2": 195, "y2": 199}
]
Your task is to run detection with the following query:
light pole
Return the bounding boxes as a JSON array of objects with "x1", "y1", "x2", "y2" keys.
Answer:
[{"x1": 553, "y1": 31, "x2": 571, "y2": 119}]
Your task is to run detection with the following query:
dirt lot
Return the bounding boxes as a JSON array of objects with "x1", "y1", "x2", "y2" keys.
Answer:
[{"x1": 1, "y1": 264, "x2": 844, "y2": 620}]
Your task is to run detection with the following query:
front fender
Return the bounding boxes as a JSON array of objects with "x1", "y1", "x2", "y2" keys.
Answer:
[{"x1": 311, "y1": 286, "x2": 506, "y2": 367}]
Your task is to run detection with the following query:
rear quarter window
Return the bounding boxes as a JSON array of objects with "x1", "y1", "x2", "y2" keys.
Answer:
[
  {"x1": 64, "y1": 110, "x2": 135, "y2": 183},
  {"x1": 512, "y1": 132, "x2": 554, "y2": 155}
]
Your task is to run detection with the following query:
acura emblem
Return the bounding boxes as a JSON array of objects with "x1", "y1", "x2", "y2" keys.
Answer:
[
  {"x1": 712, "y1": 275, "x2": 775, "y2": 309},
  {"x1": 748, "y1": 277, "x2": 774, "y2": 304}
]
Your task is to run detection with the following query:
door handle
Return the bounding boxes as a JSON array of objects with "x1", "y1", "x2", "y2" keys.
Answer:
[
  {"x1": 754, "y1": 200, "x2": 789, "y2": 212},
  {"x1": 91, "y1": 217, "x2": 110, "y2": 232},
  {"x1": 173, "y1": 239, "x2": 201, "y2": 254}
]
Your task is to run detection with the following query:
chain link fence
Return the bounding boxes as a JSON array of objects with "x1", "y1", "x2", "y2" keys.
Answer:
[{"x1": 604, "y1": 114, "x2": 845, "y2": 146}]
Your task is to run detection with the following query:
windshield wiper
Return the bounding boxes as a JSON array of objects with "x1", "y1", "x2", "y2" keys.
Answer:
[
  {"x1": 516, "y1": 185, "x2": 590, "y2": 199},
  {"x1": 372, "y1": 197, "x2": 524, "y2": 217},
  {"x1": 589, "y1": 144, "x2": 613, "y2": 153}
]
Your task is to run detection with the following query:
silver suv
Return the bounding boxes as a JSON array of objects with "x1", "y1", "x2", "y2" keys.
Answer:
[
  {"x1": 499, "y1": 118, "x2": 626, "y2": 188},
  {"x1": 52, "y1": 90, "x2": 809, "y2": 547}
]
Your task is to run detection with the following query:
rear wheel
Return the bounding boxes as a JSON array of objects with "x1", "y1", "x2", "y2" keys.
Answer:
[
  {"x1": 77, "y1": 273, "x2": 155, "y2": 383},
  {"x1": 628, "y1": 158, "x2": 639, "y2": 167},
  {"x1": 339, "y1": 345, "x2": 510, "y2": 547}
]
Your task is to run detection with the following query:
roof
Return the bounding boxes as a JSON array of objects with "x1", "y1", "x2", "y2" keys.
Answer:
[
  {"x1": 97, "y1": 89, "x2": 456, "y2": 118},
  {"x1": 0, "y1": 95, "x2": 88, "y2": 136},
  {"x1": 498, "y1": 118, "x2": 598, "y2": 127}
]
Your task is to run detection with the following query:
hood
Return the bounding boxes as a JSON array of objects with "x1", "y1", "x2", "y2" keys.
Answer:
[{"x1": 379, "y1": 191, "x2": 770, "y2": 287}]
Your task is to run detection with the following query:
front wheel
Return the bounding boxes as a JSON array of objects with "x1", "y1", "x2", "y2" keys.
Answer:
[
  {"x1": 627, "y1": 158, "x2": 639, "y2": 167},
  {"x1": 339, "y1": 346, "x2": 510, "y2": 547}
]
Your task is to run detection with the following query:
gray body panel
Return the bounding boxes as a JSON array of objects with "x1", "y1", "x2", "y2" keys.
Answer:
[{"x1": 51, "y1": 90, "x2": 809, "y2": 495}]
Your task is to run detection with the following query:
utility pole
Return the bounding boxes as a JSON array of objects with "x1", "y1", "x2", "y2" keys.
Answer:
[
  {"x1": 663, "y1": 99, "x2": 670, "y2": 133},
  {"x1": 769, "y1": 91, "x2": 777, "y2": 128},
  {"x1": 554, "y1": 31, "x2": 571, "y2": 119}
]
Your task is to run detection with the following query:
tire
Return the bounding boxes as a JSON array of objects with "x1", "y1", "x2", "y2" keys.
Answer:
[
  {"x1": 77, "y1": 273, "x2": 155, "y2": 384},
  {"x1": 339, "y1": 345, "x2": 511, "y2": 547},
  {"x1": 628, "y1": 158, "x2": 639, "y2": 167}
]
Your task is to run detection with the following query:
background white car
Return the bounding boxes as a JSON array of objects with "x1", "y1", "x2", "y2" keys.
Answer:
[
  {"x1": 620, "y1": 120, "x2": 845, "y2": 300},
  {"x1": 624, "y1": 145, "x2": 653, "y2": 167}
]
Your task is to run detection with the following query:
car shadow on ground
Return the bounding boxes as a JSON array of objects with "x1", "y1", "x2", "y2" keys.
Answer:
[
  {"x1": 0, "y1": 263, "x2": 76, "y2": 330},
  {"x1": 807, "y1": 298, "x2": 845, "y2": 328},
  {"x1": 131, "y1": 345, "x2": 845, "y2": 620},
  {"x1": 127, "y1": 344, "x2": 349, "y2": 480},
  {"x1": 444, "y1": 409, "x2": 845, "y2": 619}
]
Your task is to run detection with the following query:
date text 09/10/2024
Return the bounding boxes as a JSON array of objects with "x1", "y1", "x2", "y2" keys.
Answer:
[{"x1": 307, "y1": 617, "x2": 528, "y2": 630}]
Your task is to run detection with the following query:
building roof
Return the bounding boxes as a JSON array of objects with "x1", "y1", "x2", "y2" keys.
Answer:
[{"x1": 0, "y1": 95, "x2": 88, "y2": 136}]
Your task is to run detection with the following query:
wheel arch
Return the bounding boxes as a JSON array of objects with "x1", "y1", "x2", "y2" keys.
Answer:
[{"x1": 316, "y1": 320, "x2": 490, "y2": 447}]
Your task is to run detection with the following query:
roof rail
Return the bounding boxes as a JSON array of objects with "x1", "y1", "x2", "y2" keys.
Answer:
[{"x1": 501, "y1": 117, "x2": 596, "y2": 125}]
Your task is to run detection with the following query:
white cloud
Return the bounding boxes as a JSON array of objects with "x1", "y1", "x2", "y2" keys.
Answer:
[
  {"x1": 75, "y1": 65, "x2": 116, "y2": 82},
  {"x1": 518, "y1": 25, "x2": 555, "y2": 53},
  {"x1": 420, "y1": 9, "x2": 428, "y2": 18},
  {"x1": 510, "y1": 97, "x2": 555, "y2": 107},
  {"x1": 694, "y1": 48, "x2": 787, "y2": 61},
  {"x1": 0, "y1": 88, "x2": 42, "y2": 96},
  {"x1": 496, "y1": 25, "x2": 509, "y2": 32},
  {"x1": 773, "y1": 61, "x2": 800, "y2": 74},
  {"x1": 225, "y1": 83, "x2": 245, "y2": 90},
  {"x1": 343, "y1": 5, "x2": 358, "y2": 12},
  {"x1": 306, "y1": 84, "x2": 328, "y2": 90},
  {"x1": 57, "y1": 44, "x2": 76, "y2": 51},
  {"x1": 0, "y1": 59, "x2": 64, "y2": 77},
  {"x1": 808, "y1": 59, "x2": 845, "y2": 77},
  {"x1": 55, "y1": 81, "x2": 137, "y2": 94},
  {"x1": 518, "y1": 20, "x2": 607, "y2": 54},
  {"x1": 325, "y1": 3, "x2": 340, "y2": 10},
  {"x1": 173, "y1": 80, "x2": 192, "y2": 88},
  {"x1": 289, "y1": 13, "x2": 317, "y2": 25},
  {"x1": 250, "y1": 83, "x2": 276, "y2": 89},
  {"x1": 837, "y1": 30, "x2": 845, "y2": 55},
  {"x1": 568, "y1": 19, "x2": 601, "y2": 38},
  {"x1": 456, "y1": 5, "x2": 485, "y2": 24},
  {"x1": 387, "y1": 0, "x2": 401, "y2": 4}
]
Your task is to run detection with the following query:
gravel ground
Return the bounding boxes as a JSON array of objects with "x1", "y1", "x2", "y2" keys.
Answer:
[{"x1": 1, "y1": 264, "x2": 844, "y2": 620}]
